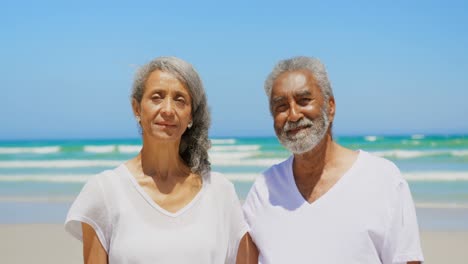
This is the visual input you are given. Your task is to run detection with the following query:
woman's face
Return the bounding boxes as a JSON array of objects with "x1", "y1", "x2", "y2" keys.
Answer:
[{"x1": 134, "y1": 70, "x2": 192, "y2": 142}]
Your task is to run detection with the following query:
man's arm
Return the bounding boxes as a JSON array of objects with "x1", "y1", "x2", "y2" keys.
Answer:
[
  {"x1": 82, "y1": 223, "x2": 108, "y2": 264},
  {"x1": 236, "y1": 233, "x2": 259, "y2": 264}
]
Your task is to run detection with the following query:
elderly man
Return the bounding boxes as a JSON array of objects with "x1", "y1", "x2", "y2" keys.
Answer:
[{"x1": 242, "y1": 57, "x2": 424, "y2": 263}]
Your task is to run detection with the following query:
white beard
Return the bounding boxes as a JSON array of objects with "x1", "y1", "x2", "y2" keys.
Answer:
[{"x1": 277, "y1": 109, "x2": 329, "y2": 154}]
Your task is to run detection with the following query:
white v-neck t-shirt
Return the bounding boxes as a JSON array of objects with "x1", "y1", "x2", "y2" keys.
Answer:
[
  {"x1": 65, "y1": 165, "x2": 248, "y2": 264},
  {"x1": 243, "y1": 151, "x2": 424, "y2": 264}
]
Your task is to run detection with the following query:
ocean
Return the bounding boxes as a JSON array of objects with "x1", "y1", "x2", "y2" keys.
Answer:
[{"x1": 1, "y1": 135, "x2": 468, "y2": 228}]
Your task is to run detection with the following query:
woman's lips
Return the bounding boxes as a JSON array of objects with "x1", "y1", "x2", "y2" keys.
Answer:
[{"x1": 154, "y1": 122, "x2": 177, "y2": 128}]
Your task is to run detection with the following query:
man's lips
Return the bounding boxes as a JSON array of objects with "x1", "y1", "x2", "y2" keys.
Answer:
[{"x1": 285, "y1": 125, "x2": 311, "y2": 135}]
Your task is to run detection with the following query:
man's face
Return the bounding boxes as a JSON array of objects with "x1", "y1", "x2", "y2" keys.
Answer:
[{"x1": 270, "y1": 70, "x2": 330, "y2": 154}]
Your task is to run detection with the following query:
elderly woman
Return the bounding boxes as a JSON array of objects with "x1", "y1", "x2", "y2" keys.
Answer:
[{"x1": 65, "y1": 57, "x2": 250, "y2": 263}]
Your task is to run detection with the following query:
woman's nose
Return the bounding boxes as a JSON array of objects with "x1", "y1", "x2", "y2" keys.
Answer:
[{"x1": 160, "y1": 98, "x2": 175, "y2": 117}]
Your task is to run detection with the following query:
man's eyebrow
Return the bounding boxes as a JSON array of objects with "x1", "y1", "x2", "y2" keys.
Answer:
[
  {"x1": 271, "y1": 96, "x2": 286, "y2": 105},
  {"x1": 295, "y1": 90, "x2": 312, "y2": 97}
]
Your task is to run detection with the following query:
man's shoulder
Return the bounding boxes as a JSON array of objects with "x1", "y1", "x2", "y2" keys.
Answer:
[
  {"x1": 357, "y1": 150, "x2": 405, "y2": 184},
  {"x1": 359, "y1": 151, "x2": 400, "y2": 172}
]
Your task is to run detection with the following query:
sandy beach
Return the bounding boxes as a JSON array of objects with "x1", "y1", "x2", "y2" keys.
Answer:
[{"x1": 0, "y1": 224, "x2": 466, "y2": 263}]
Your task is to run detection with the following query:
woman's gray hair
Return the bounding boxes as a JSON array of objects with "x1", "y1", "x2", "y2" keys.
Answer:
[
  {"x1": 264, "y1": 56, "x2": 334, "y2": 103},
  {"x1": 131, "y1": 56, "x2": 211, "y2": 175}
]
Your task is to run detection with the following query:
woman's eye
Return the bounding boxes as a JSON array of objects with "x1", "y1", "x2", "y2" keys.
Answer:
[{"x1": 175, "y1": 97, "x2": 186, "y2": 103}]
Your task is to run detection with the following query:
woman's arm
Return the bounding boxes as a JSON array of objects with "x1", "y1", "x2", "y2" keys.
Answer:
[
  {"x1": 82, "y1": 223, "x2": 108, "y2": 264},
  {"x1": 236, "y1": 233, "x2": 259, "y2": 264}
]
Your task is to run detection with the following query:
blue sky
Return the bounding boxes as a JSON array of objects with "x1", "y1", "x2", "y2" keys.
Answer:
[{"x1": 1, "y1": 0, "x2": 467, "y2": 139}]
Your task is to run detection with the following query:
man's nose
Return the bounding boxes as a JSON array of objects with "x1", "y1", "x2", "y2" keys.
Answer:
[{"x1": 288, "y1": 102, "x2": 303, "y2": 122}]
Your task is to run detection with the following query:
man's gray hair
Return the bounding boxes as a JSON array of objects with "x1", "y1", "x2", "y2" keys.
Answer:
[
  {"x1": 264, "y1": 56, "x2": 334, "y2": 102},
  {"x1": 131, "y1": 56, "x2": 211, "y2": 175}
]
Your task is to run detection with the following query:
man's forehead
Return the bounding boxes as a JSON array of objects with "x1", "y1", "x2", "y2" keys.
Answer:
[{"x1": 272, "y1": 70, "x2": 318, "y2": 95}]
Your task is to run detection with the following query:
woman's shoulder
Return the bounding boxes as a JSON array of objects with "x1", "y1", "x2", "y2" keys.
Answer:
[{"x1": 84, "y1": 164, "x2": 126, "y2": 191}]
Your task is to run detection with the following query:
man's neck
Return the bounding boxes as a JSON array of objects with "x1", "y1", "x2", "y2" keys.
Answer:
[{"x1": 292, "y1": 133, "x2": 335, "y2": 182}]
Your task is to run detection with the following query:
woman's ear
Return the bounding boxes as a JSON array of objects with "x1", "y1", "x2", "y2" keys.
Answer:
[{"x1": 132, "y1": 98, "x2": 141, "y2": 119}]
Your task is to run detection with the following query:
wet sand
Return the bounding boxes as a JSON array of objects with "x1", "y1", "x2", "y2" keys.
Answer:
[{"x1": 1, "y1": 224, "x2": 467, "y2": 263}]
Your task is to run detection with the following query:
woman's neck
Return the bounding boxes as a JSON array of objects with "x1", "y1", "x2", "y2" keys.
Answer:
[{"x1": 136, "y1": 137, "x2": 190, "y2": 180}]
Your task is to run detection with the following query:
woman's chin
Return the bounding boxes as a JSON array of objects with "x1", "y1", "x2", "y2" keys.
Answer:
[{"x1": 147, "y1": 131, "x2": 182, "y2": 142}]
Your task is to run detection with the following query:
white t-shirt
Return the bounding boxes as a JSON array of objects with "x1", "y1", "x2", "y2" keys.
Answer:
[
  {"x1": 243, "y1": 150, "x2": 424, "y2": 264},
  {"x1": 65, "y1": 164, "x2": 248, "y2": 264}
]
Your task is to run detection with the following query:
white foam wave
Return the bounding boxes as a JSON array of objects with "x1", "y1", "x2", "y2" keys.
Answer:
[
  {"x1": 224, "y1": 173, "x2": 261, "y2": 182},
  {"x1": 210, "y1": 152, "x2": 260, "y2": 160},
  {"x1": 403, "y1": 172, "x2": 468, "y2": 181},
  {"x1": 117, "y1": 145, "x2": 141, "y2": 153},
  {"x1": 372, "y1": 149, "x2": 468, "y2": 159},
  {"x1": 226, "y1": 171, "x2": 468, "y2": 181},
  {"x1": 364, "y1": 136, "x2": 378, "y2": 142},
  {"x1": 411, "y1": 134, "x2": 425, "y2": 140},
  {"x1": 83, "y1": 145, "x2": 116, "y2": 153},
  {"x1": 0, "y1": 160, "x2": 121, "y2": 168},
  {"x1": 0, "y1": 174, "x2": 91, "y2": 183},
  {"x1": 211, "y1": 158, "x2": 284, "y2": 167},
  {"x1": 211, "y1": 139, "x2": 236, "y2": 145},
  {"x1": 1, "y1": 171, "x2": 467, "y2": 185},
  {"x1": 0, "y1": 146, "x2": 61, "y2": 154},
  {"x1": 211, "y1": 145, "x2": 261, "y2": 152},
  {"x1": 453, "y1": 150, "x2": 468, "y2": 157},
  {"x1": 0, "y1": 195, "x2": 77, "y2": 203},
  {"x1": 414, "y1": 202, "x2": 468, "y2": 209},
  {"x1": 373, "y1": 150, "x2": 430, "y2": 159}
]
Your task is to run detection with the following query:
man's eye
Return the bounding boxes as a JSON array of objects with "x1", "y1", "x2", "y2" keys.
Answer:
[
  {"x1": 299, "y1": 98, "x2": 311, "y2": 105},
  {"x1": 275, "y1": 104, "x2": 287, "y2": 112}
]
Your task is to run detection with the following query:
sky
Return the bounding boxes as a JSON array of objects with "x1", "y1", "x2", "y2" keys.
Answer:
[{"x1": 1, "y1": 0, "x2": 467, "y2": 140}]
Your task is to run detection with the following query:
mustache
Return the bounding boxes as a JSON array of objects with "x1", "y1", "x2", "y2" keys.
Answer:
[{"x1": 283, "y1": 118, "x2": 314, "y2": 132}]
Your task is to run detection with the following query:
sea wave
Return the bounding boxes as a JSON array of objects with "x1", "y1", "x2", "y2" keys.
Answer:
[
  {"x1": 211, "y1": 158, "x2": 285, "y2": 167},
  {"x1": 0, "y1": 158, "x2": 285, "y2": 168},
  {"x1": 210, "y1": 145, "x2": 261, "y2": 152},
  {"x1": 452, "y1": 150, "x2": 468, "y2": 157},
  {"x1": 211, "y1": 152, "x2": 261, "y2": 160},
  {"x1": 0, "y1": 146, "x2": 61, "y2": 154},
  {"x1": 413, "y1": 202, "x2": 468, "y2": 209},
  {"x1": 211, "y1": 139, "x2": 236, "y2": 145},
  {"x1": 224, "y1": 173, "x2": 261, "y2": 182},
  {"x1": 1, "y1": 171, "x2": 467, "y2": 184},
  {"x1": 85, "y1": 145, "x2": 142, "y2": 154},
  {"x1": 0, "y1": 160, "x2": 121, "y2": 168},
  {"x1": 0, "y1": 195, "x2": 77, "y2": 203},
  {"x1": 371, "y1": 149, "x2": 468, "y2": 159},
  {"x1": 404, "y1": 172, "x2": 468, "y2": 181},
  {"x1": 411, "y1": 134, "x2": 425, "y2": 140},
  {"x1": 364, "y1": 136, "x2": 378, "y2": 142},
  {"x1": 83, "y1": 145, "x2": 116, "y2": 153},
  {"x1": 117, "y1": 145, "x2": 141, "y2": 153},
  {"x1": 0, "y1": 174, "x2": 91, "y2": 183}
]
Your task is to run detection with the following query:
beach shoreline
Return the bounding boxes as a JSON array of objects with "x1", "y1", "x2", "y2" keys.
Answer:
[{"x1": 0, "y1": 224, "x2": 467, "y2": 263}]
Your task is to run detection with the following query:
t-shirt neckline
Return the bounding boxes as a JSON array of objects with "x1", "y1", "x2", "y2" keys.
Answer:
[
  {"x1": 118, "y1": 164, "x2": 207, "y2": 218},
  {"x1": 287, "y1": 149, "x2": 363, "y2": 208}
]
